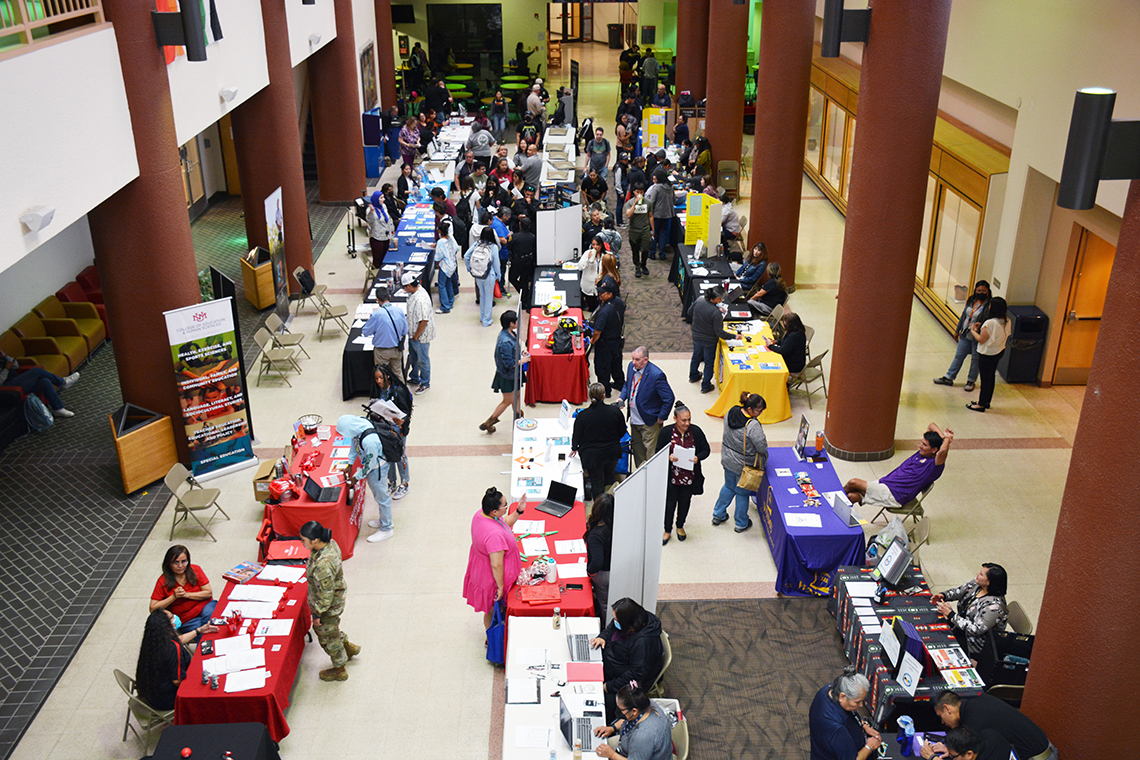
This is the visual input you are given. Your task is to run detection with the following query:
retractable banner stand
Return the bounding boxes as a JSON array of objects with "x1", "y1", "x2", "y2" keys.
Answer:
[
  {"x1": 607, "y1": 447, "x2": 669, "y2": 623},
  {"x1": 265, "y1": 187, "x2": 289, "y2": 320},
  {"x1": 164, "y1": 298, "x2": 257, "y2": 479}
]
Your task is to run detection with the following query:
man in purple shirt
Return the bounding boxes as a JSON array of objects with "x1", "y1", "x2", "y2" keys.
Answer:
[{"x1": 844, "y1": 423, "x2": 953, "y2": 508}]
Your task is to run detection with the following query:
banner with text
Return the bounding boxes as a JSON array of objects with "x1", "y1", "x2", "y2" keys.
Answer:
[{"x1": 164, "y1": 298, "x2": 255, "y2": 477}]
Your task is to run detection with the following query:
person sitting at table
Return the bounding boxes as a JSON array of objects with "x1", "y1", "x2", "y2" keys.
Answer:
[
  {"x1": 843, "y1": 423, "x2": 953, "y2": 510},
  {"x1": 746, "y1": 262, "x2": 788, "y2": 316},
  {"x1": 149, "y1": 545, "x2": 216, "y2": 635},
  {"x1": 573, "y1": 382, "x2": 628, "y2": 502},
  {"x1": 593, "y1": 683, "x2": 674, "y2": 760},
  {"x1": 686, "y1": 285, "x2": 741, "y2": 395},
  {"x1": 463, "y1": 486, "x2": 525, "y2": 631},
  {"x1": 371, "y1": 363, "x2": 414, "y2": 497},
  {"x1": 769, "y1": 312, "x2": 808, "y2": 375},
  {"x1": 922, "y1": 726, "x2": 1013, "y2": 760},
  {"x1": 134, "y1": 610, "x2": 212, "y2": 711},
  {"x1": 379, "y1": 182, "x2": 402, "y2": 221},
  {"x1": 575, "y1": 235, "x2": 605, "y2": 312},
  {"x1": 808, "y1": 666, "x2": 882, "y2": 760},
  {"x1": 584, "y1": 493, "x2": 615, "y2": 618},
  {"x1": 651, "y1": 83, "x2": 672, "y2": 108},
  {"x1": 582, "y1": 166, "x2": 609, "y2": 206},
  {"x1": 932, "y1": 563, "x2": 1009, "y2": 658},
  {"x1": 597, "y1": 251, "x2": 622, "y2": 299},
  {"x1": 301, "y1": 520, "x2": 360, "y2": 682},
  {"x1": 929, "y1": 691, "x2": 1057, "y2": 760},
  {"x1": 336, "y1": 414, "x2": 395, "y2": 543},
  {"x1": 689, "y1": 136, "x2": 712, "y2": 177},
  {"x1": 720, "y1": 196, "x2": 742, "y2": 258},
  {"x1": 590, "y1": 598, "x2": 666, "y2": 723},
  {"x1": 736, "y1": 243, "x2": 768, "y2": 291},
  {"x1": 712, "y1": 392, "x2": 768, "y2": 533},
  {"x1": 656, "y1": 401, "x2": 711, "y2": 545}
]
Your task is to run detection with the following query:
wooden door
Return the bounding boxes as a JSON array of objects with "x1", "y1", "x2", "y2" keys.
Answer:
[
  {"x1": 180, "y1": 135, "x2": 208, "y2": 220},
  {"x1": 1053, "y1": 227, "x2": 1116, "y2": 384}
]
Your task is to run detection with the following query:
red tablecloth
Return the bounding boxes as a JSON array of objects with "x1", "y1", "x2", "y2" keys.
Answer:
[
  {"x1": 265, "y1": 436, "x2": 363, "y2": 559},
  {"x1": 524, "y1": 308, "x2": 589, "y2": 405},
  {"x1": 505, "y1": 499, "x2": 594, "y2": 619},
  {"x1": 175, "y1": 578, "x2": 311, "y2": 742}
]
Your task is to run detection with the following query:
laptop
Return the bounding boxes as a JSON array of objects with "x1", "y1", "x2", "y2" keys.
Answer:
[
  {"x1": 303, "y1": 474, "x2": 342, "y2": 503},
  {"x1": 535, "y1": 480, "x2": 578, "y2": 518},
  {"x1": 565, "y1": 621, "x2": 603, "y2": 663},
  {"x1": 559, "y1": 695, "x2": 603, "y2": 752},
  {"x1": 825, "y1": 491, "x2": 862, "y2": 528}
]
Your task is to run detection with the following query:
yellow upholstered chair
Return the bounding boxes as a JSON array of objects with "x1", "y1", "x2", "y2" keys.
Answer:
[
  {"x1": 11, "y1": 314, "x2": 87, "y2": 373},
  {"x1": 33, "y1": 295, "x2": 106, "y2": 352}
]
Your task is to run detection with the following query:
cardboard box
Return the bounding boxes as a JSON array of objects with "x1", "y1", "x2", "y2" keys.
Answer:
[{"x1": 252, "y1": 460, "x2": 277, "y2": 501}]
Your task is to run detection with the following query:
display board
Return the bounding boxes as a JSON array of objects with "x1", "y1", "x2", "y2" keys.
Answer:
[
  {"x1": 264, "y1": 187, "x2": 289, "y2": 320},
  {"x1": 536, "y1": 205, "x2": 582, "y2": 266},
  {"x1": 606, "y1": 448, "x2": 669, "y2": 623},
  {"x1": 640, "y1": 107, "x2": 669, "y2": 152},
  {"x1": 683, "y1": 191, "x2": 722, "y2": 248}
]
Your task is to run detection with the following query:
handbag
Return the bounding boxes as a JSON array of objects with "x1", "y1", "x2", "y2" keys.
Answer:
[
  {"x1": 736, "y1": 419, "x2": 763, "y2": 491},
  {"x1": 486, "y1": 599, "x2": 507, "y2": 665}
]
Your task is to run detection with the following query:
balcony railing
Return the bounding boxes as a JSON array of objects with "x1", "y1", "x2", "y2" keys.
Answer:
[{"x1": 0, "y1": 0, "x2": 104, "y2": 57}]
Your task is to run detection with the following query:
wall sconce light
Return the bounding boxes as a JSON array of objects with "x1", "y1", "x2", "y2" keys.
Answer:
[
  {"x1": 1058, "y1": 87, "x2": 1140, "y2": 210},
  {"x1": 152, "y1": 0, "x2": 207, "y2": 62},
  {"x1": 219, "y1": 86, "x2": 239, "y2": 103},
  {"x1": 309, "y1": 33, "x2": 322, "y2": 46},
  {"x1": 20, "y1": 205, "x2": 56, "y2": 234},
  {"x1": 821, "y1": 0, "x2": 871, "y2": 58}
]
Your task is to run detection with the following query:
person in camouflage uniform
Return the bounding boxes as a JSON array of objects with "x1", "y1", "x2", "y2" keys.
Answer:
[{"x1": 300, "y1": 521, "x2": 360, "y2": 681}]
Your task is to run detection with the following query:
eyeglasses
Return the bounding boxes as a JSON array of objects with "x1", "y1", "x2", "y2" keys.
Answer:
[
  {"x1": 171, "y1": 558, "x2": 189, "y2": 566},
  {"x1": 944, "y1": 753, "x2": 962, "y2": 760}
]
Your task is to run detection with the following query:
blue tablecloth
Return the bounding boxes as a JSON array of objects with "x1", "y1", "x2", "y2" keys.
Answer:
[{"x1": 756, "y1": 447, "x2": 866, "y2": 597}]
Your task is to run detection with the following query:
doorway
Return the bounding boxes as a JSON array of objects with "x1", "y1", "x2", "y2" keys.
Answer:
[
  {"x1": 180, "y1": 135, "x2": 208, "y2": 221},
  {"x1": 1053, "y1": 226, "x2": 1116, "y2": 385},
  {"x1": 548, "y1": 2, "x2": 590, "y2": 43}
]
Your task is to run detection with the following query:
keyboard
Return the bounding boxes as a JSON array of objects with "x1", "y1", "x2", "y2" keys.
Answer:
[
  {"x1": 574, "y1": 717, "x2": 596, "y2": 750},
  {"x1": 569, "y1": 633, "x2": 594, "y2": 662}
]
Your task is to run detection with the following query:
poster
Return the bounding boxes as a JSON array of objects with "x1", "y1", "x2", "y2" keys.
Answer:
[
  {"x1": 264, "y1": 187, "x2": 289, "y2": 319},
  {"x1": 360, "y1": 42, "x2": 377, "y2": 111},
  {"x1": 164, "y1": 299, "x2": 256, "y2": 477}
]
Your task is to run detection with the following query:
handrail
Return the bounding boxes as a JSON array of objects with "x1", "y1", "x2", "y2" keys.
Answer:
[{"x1": 0, "y1": 0, "x2": 104, "y2": 53}]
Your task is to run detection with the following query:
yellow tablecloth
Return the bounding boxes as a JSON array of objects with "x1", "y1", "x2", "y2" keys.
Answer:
[{"x1": 704, "y1": 322, "x2": 792, "y2": 424}]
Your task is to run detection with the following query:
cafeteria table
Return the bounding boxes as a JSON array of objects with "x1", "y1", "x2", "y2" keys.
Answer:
[
  {"x1": 446, "y1": 74, "x2": 474, "y2": 81},
  {"x1": 500, "y1": 82, "x2": 529, "y2": 91},
  {"x1": 756, "y1": 447, "x2": 865, "y2": 597},
  {"x1": 152, "y1": 722, "x2": 281, "y2": 760},
  {"x1": 524, "y1": 308, "x2": 589, "y2": 406},
  {"x1": 265, "y1": 433, "x2": 363, "y2": 558},
  {"x1": 500, "y1": 74, "x2": 529, "y2": 81},
  {"x1": 704, "y1": 319, "x2": 792, "y2": 423},
  {"x1": 174, "y1": 578, "x2": 311, "y2": 741}
]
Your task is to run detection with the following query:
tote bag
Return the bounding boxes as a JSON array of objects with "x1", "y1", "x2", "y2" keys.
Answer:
[
  {"x1": 486, "y1": 600, "x2": 507, "y2": 665},
  {"x1": 736, "y1": 419, "x2": 763, "y2": 491}
]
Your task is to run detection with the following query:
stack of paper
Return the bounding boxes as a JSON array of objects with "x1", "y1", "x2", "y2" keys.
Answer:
[
  {"x1": 513, "y1": 519, "x2": 546, "y2": 535},
  {"x1": 554, "y1": 538, "x2": 587, "y2": 554},
  {"x1": 521, "y1": 536, "x2": 550, "y2": 555},
  {"x1": 228, "y1": 585, "x2": 286, "y2": 604},
  {"x1": 224, "y1": 668, "x2": 268, "y2": 693},
  {"x1": 219, "y1": 601, "x2": 277, "y2": 619},
  {"x1": 256, "y1": 565, "x2": 305, "y2": 583}
]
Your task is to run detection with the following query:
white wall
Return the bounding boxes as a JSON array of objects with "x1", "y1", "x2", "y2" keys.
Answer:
[
  {"x1": 0, "y1": 26, "x2": 138, "y2": 275},
  {"x1": 286, "y1": 0, "x2": 338, "y2": 68},
  {"x1": 591, "y1": 3, "x2": 622, "y2": 45},
  {"x1": 0, "y1": 216, "x2": 97, "y2": 331},
  {"x1": 352, "y1": 0, "x2": 378, "y2": 112},
  {"x1": 166, "y1": 0, "x2": 271, "y2": 146}
]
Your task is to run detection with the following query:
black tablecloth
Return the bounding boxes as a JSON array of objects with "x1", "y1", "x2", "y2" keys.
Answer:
[
  {"x1": 151, "y1": 722, "x2": 280, "y2": 760},
  {"x1": 533, "y1": 265, "x2": 582, "y2": 309},
  {"x1": 677, "y1": 255, "x2": 739, "y2": 321}
]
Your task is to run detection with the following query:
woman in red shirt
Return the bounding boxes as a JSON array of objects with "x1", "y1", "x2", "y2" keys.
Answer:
[{"x1": 149, "y1": 545, "x2": 216, "y2": 634}]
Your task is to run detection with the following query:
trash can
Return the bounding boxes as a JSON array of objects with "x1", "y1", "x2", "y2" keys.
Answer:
[
  {"x1": 608, "y1": 23, "x2": 623, "y2": 49},
  {"x1": 998, "y1": 305, "x2": 1048, "y2": 383}
]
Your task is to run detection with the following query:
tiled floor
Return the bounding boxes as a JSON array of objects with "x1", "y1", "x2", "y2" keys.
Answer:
[{"x1": 4, "y1": 42, "x2": 1082, "y2": 760}]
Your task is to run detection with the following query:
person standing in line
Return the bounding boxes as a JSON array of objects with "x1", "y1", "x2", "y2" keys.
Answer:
[
  {"x1": 967, "y1": 297, "x2": 1009, "y2": 413},
  {"x1": 465, "y1": 226, "x2": 502, "y2": 327},
  {"x1": 481, "y1": 310, "x2": 528, "y2": 433},
  {"x1": 365, "y1": 190, "x2": 394, "y2": 268},
  {"x1": 711, "y1": 392, "x2": 768, "y2": 533},
  {"x1": 624, "y1": 182, "x2": 654, "y2": 278},
  {"x1": 584, "y1": 493, "x2": 615, "y2": 619},
  {"x1": 585, "y1": 127, "x2": 612, "y2": 182},
  {"x1": 433, "y1": 219, "x2": 459, "y2": 314},
  {"x1": 361, "y1": 286, "x2": 408, "y2": 379},
  {"x1": 934, "y1": 280, "x2": 992, "y2": 391},
  {"x1": 656, "y1": 402, "x2": 710, "y2": 545},
  {"x1": 371, "y1": 364, "x2": 413, "y2": 500},
  {"x1": 646, "y1": 171, "x2": 675, "y2": 263},
  {"x1": 490, "y1": 90, "x2": 509, "y2": 142},
  {"x1": 617, "y1": 347, "x2": 675, "y2": 469},
  {"x1": 300, "y1": 520, "x2": 360, "y2": 681},
  {"x1": 808, "y1": 666, "x2": 882, "y2": 760},
  {"x1": 491, "y1": 206, "x2": 513, "y2": 294},
  {"x1": 572, "y1": 382, "x2": 628, "y2": 501},
  {"x1": 591, "y1": 284, "x2": 627, "y2": 398},
  {"x1": 401, "y1": 273, "x2": 435, "y2": 395},
  {"x1": 465, "y1": 121, "x2": 495, "y2": 169},
  {"x1": 507, "y1": 216, "x2": 538, "y2": 310},
  {"x1": 640, "y1": 51, "x2": 660, "y2": 102},
  {"x1": 686, "y1": 286, "x2": 741, "y2": 394}
]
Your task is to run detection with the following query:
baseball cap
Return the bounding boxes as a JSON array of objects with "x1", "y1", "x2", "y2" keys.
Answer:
[
  {"x1": 401, "y1": 272, "x2": 417, "y2": 286},
  {"x1": 535, "y1": 78, "x2": 543, "y2": 84}
]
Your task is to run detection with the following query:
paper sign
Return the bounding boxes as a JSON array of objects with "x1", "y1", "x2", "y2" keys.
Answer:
[
  {"x1": 879, "y1": 621, "x2": 902, "y2": 666},
  {"x1": 775, "y1": 468, "x2": 793, "y2": 477},
  {"x1": 521, "y1": 537, "x2": 551, "y2": 555},
  {"x1": 897, "y1": 651, "x2": 923, "y2": 696},
  {"x1": 672, "y1": 446, "x2": 696, "y2": 471},
  {"x1": 784, "y1": 513, "x2": 822, "y2": 528}
]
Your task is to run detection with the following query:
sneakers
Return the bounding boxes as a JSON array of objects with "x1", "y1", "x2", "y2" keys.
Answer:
[
  {"x1": 368, "y1": 519, "x2": 383, "y2": 529},
  {"x1": 634, "y1": 268, "x2": 642, "y2": 278},
  {"x1": 734, "y1": 518, "x2": 754, "y2": 534},
  {"x1": 52, "y1": 408, "x2": 75, "y2": 418},
  {"x1": 964, "y1": 382, "x2": 976, "y2": 392},
  {"x1": 367, "y1": 528, "x2": 394, "y2": 543},
  {"x1": 60, "y1": 372, "x2": 80, "y2": 390},
  {"x1": 414, "y1": 384, "x2": 429, "y2": 395},
  {"x1": 932, "y1": 377, "x2": 953, "y2": 386},
  {"x1": 392, "y1": 484, "x2": 409, "y2": 500},
  {"x1": 711, "y1": 515, "x2": 727, "y2": 526}
]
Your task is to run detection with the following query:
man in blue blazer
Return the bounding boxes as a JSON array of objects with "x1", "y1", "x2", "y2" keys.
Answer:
[{"x1": 617, "y1": 346, "x2": 675, "y2": 468}]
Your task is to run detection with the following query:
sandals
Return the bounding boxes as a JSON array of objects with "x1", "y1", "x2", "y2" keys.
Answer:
[{"x1": 966, "y1": 402, "x2": 987, "y2": 413}]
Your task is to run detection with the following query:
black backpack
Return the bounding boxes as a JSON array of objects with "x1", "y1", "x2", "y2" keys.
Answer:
[
  {"x1": 296, "y1": 269, "x2": 316, "y2": 294},
  {"x1": 362, "y1": 417, "x2": 405, "y2": 463},
  {"x1": 550, "y1": 326, "x2": 574, "y2": 355}
]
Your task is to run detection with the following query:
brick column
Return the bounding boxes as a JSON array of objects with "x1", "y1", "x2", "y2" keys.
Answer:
[
  {"x1": 674, "y1": 0, "x2": 710, "y2": 100},
  {"x1": 309, "y1": 0, "x2": 367, "y2": 203},
  {"x1": 702, "y1": 0, "x2": 749, "y2": 170},
  {"x1": 375, "y1": 0, "x2": 397, "y2": 109}
]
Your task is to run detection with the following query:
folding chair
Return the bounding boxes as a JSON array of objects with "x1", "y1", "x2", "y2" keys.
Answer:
[
  {"x1": 1006, "y1": 601, "x2": 1034, "y2": 635},
  {"x1": 872, "y1": 482, "x2": 932, "y2": 525},
  {"x1": 253, "y1": 329, "x2": 300, "y2": 386},
  {"x1": 316, "y1": 295, "x2": 351, "y2": 338},
  {"x1": 804, "y1": 324, "x2": 816, "y2": 359},
  {"x1": 361, "y1": 251, "x2": 380, "y2": 295},
  {"x1": 292, "y1": 267, "x2": 321, "y2": 315},
  {"x1": 907, "y1": 516, "x2": 931, "y2": 564},
  {"x1": 787, "y1": 348, "x2": 828, "y2": 409},
  {"x1": 164, "y1": 463, "x2": 229, "y2": 541},
  {"x1": 765, "y1": 303, "x2": 784, "y2": 334},
  {"x1": 265, "y1": 312, "x2": 310, "y2": 359},
  {"x1": 648, "y1": 631, "x2": 671, "y2": 698},
  {"x1": 114, "y1": 669, "x2": 174, "y2": 753}
]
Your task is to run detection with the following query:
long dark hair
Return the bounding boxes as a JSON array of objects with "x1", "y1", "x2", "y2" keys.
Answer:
[
  {"x1": 585, "y1": 493, "x2": 614, "y2": 537},
  {"x1": 161, "y1": 545, "x2": 197, "y2": 589},
  {"x1": 988, "y1": 296, "x2": 1008, "y2": 323},
  {"x1": 610, "y1": 597, "x2": 650, "y2": 633},
  {"x1": 135, "y1": 610, "x2": 182, "y2": 706}
]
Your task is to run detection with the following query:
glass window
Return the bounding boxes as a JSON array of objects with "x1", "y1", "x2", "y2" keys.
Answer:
[
  {"x1": 823, "y1": 100, "x2": 846, "y2": 190},
  {"x1": 928, "y1": 185, "x2": 980, "y2": 312},
  {"x1": 805, "y1": 88, "x2": 824, "y2": 172},
  {"x1": 842, "y1": 116, "x2": 856, "y2": 198},
  {"x1": 916, "y1": 175, "x2": 937, "y2": 282}
]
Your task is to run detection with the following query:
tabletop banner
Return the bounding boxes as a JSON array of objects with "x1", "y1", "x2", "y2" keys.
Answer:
[{"x1": 164, "y1": 298, "x2": 255, "y2": 477}]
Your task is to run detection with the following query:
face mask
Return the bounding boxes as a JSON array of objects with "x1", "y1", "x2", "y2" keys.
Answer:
[
  {"x1": 613, "y1": 620, "x2": 622, "y2": 630},
  {"x1": 171, "y1": 614, "x2": 182, "y2": 632}
]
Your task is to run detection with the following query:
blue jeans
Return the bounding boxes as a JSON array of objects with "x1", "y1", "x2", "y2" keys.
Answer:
[
  {"x1": 387, "y1": 454, "x2": 410, "y2": 488},
  {"x1": 690, "y1": 341, "x2": 717, "y2": 392},
  {"x1": 652, "y1": 217, "x2": 672, "y2": 259},
  {"x1": 366, "y1": 462, "x2": 393, "y2": 531},
  {"x1": 409, "y1": 339, "x2": 430, "y2": 386},
  {"x1": 10, "y1": 367, "x2": 64, "y2": 410},
  {"x1": 438, "y1": 269, "x2": 457, "y2": 311},
  {"x1": 944, "y1": 335, "x2": 980, "y2": 382},
  {"x1": 712, "y1": 466, "x2": 753, "y2": 529},
  {"x1": 474, "y1": 275, "x2": 496, "y2": 326},
  {"x1": 178, "y1": 599, "x2": 218, "y2": 633},
  {"x1": 492, "y1": 113, "x2": 507, "y2": 142}
]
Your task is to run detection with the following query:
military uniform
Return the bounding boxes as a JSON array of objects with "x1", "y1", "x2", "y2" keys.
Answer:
[{"x1": 307, "y1": 539, "x2": 349, "y2": 668}]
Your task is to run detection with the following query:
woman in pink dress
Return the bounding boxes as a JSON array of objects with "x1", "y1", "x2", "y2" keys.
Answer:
[{"x1": 463, "y1": 486, "x2": 525, "y2": 629}]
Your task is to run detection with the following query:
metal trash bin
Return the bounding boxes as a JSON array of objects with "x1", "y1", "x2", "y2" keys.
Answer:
[{"x1": 998, "y1": 305, "x2": 1048, "y2": 383}]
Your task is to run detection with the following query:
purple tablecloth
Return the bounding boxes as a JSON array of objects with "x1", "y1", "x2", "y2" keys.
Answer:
[{"x1": 756, "y1": 447, "x2": 866, "y2": 596}]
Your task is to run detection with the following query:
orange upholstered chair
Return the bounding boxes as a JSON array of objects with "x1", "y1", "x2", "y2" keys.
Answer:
[
  {"x1": 12, "y1": 313, "x2": 87, "y2": 373},
  {"x1": 57, "y1": 281, "x2": 110, "y2": 339},
  {"x1": 0, "y1": 329, "x2": 71, "y2": 377},
  {"x1": 33, "y1": 295, "x2": 106, "y2": 352}
]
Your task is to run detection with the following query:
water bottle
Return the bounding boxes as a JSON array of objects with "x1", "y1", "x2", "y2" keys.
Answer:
[
  {"x1": 573, "y1": 739, "x2": 583, "y2": 760},
  {"x1": 815, "y1": 430, "x2": 825, "y2": 455},
  {"x1": 546, "y1": 559, "x2": 558, "y2": 584},
  {"x1": 552, "y1": 606, "x2": 561, "y2": 629}
]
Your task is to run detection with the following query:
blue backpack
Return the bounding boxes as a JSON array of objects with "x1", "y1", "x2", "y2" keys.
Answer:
[{"x1": 24, "y1": 395, "x2": 53, "y2": 432}]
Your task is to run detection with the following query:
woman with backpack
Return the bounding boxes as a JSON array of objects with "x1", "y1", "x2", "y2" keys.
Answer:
[
  {"x1": 336, "y1": 414, "x2": 395, "y2": 543},
  {"x1": 432, "y1": 218, "x2": 460, "y2": 314},
  {"x1": 371, "y1": 364, "x2": 414, "y2": 499},
  {"x1": 464, "y1": 226, "x2": 502, "y2": 327}
]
